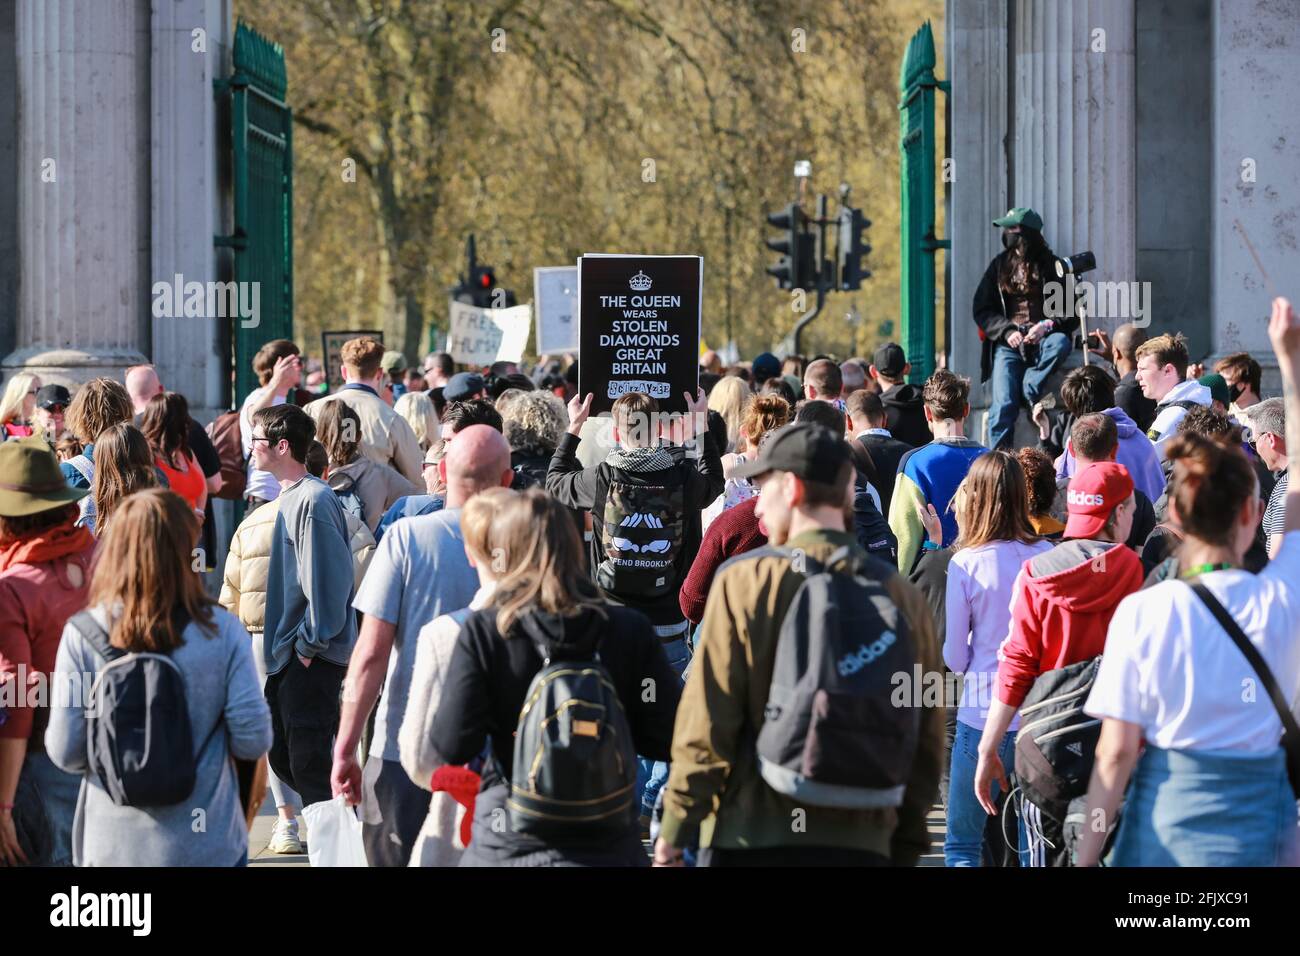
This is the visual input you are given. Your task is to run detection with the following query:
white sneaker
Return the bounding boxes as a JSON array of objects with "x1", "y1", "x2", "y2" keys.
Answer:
[{"x1": 268, "y1": 818, "x2": 304, "y2": 854}]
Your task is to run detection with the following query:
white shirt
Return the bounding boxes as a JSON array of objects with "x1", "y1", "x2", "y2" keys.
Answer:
[
  {"x1": 1085, "y1": 531, "x2": 1300, "y2": 754},
  {"x1": 239, "y1": 386, "x2": 287, "y2": 502}
]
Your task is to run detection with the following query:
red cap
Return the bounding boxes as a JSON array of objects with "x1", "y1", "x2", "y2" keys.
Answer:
[{"x1": 1064, "y1": 462, "x2": 1134, "y2": 539}]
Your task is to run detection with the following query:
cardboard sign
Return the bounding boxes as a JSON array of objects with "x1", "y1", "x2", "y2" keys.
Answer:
[
  {"x1": 533, "y1": 266, "x2": 579, "y2": 354},
  {"x1": 578, "y1": 254, "x2": 702, "y2": 415},
  {"x1": 322, "y1": 330, "x2": 383, "y2": 392},
  {"x1": 447, "y1": 301, "x2": 532, "y2": 367}
]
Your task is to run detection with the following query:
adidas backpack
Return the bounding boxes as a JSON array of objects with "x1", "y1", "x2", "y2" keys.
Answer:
[
  {"x1": 1014, "y1": 655, "x2": 1103, "y2": 819},
  {"x1": 507, "y1": 635, "x2": 637, "y2": 836},
  {"x1": 76, "y1": 610, "x2": 209, "y2": 807},
  {"x1": 757, "y1": 546, "x2": 919, "y2": 808},
  {"x1": 593, "y1": 467, "x2": 686, "y2": 600}
]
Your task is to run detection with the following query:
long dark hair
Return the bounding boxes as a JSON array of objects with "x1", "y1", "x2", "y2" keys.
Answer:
[
  {"x1": 998, "y1": 227, "x2": 1056, "y2": 297},
  {"x1": 139, "y1": 391, "x2": 192, "y2": 466}
]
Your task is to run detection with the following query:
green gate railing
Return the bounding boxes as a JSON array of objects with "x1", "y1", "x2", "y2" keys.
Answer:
[
  {"x1": 216, "y1": 22, "x2": 293, "y2": 405},
  {"x1": 899, "y1": 22, "x2": 949, "y2": 384}
]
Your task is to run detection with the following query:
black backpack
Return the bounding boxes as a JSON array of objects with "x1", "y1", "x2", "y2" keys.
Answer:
[
  {"x1": 77, "y1": 610, "x2": 212, "y2": 807},
  {"x1": 593, "y1": 466, "x2": 687, "y2": 600},
  {"x1": 506, "y1": 634, "x2": 637, "y2": 836},
  {"x1": 1013, "y1": 655, "x2": 1103, "y2": 819},
  {"x1": 756, "y1": 546, "x2": 919, "y2": 808}
]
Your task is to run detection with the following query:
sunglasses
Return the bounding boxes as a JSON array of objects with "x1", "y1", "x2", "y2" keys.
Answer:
[{"x1": 38, "y1": 402, "x2": 66, "y2": 413}]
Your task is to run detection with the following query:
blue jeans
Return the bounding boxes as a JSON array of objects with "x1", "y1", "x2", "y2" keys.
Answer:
[
  {"x1": 18, "y1": 750, "x2": 80, "y2": 866},
  {"x1": 636, "y1": 635, "x2": 691, "y2": 817},
  {"x1": 945, "y1": 720, "x2": 1021, "y2": 867},
  {"x1": 989, "y1": 332, "x2": 1071, "y2": 450}
]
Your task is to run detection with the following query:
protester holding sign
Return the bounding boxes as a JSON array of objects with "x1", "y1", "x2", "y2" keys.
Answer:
[{"x1": 546, "y1": 386, "x2": 722, "y2": 827}]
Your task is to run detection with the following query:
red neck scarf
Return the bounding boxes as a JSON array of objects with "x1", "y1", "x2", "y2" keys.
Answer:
[{"x1": 0, "y1": 519, "x2": 94, "y2": 573}]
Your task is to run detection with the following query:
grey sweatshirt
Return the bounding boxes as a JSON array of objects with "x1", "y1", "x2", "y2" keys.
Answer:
[
  {"x1": 262, "y1": 474, "x2": 358, "y2": 675},
  {"x1": 45, "y1": 606, "x2": 272, "y2": 866}
]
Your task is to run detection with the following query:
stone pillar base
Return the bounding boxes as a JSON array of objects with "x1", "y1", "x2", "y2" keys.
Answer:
[{"x1": 1, "y1": 346, "x2": 150, "y2": 389}]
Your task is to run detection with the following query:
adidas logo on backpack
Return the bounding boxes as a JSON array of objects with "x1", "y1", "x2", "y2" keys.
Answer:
[{"x1": 756, "y1": 546, "x2": 919, "y2": 809}]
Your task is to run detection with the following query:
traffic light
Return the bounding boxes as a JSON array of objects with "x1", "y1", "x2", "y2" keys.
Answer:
[
  {"x1": 765, "y1": 202, "x2": 815, "y2": 291},
  {"x1": 452, "y1": 235, "x2": 516, "y2": 308},
  {"x1": 838, "y1": 205, "x2": 872, "y2": 290}
]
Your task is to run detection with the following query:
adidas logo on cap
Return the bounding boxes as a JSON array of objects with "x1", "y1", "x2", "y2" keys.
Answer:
[{"x1": 1067, "y1": 489, "x2": 1105, "y2": 507}]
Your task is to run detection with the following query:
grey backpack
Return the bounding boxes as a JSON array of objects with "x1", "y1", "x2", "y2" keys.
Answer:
[
  {"x1": 76, "y1": 611, "x2": 212, "y2": 807},
  {"x1": 757, "y1": 546, "x2": 919, "y2": 808},
  {"x1": 506, "y1": 634, "x2": 637, "y2": 836}
]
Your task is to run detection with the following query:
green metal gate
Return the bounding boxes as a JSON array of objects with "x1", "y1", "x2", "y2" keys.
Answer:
[
  {"x1": 899, "y1": 22, "x2": 948, "y2": 384},
  {"x1": 216, "y1": 22, "x2": 293, "y2": 405}
]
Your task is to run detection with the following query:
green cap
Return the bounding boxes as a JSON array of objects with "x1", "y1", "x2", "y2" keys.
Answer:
[{"x1": 992, "y1": 207, "x2": 1044, "y2": 231}]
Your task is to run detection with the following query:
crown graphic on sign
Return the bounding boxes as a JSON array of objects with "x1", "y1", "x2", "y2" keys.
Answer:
[{"x1": 629, "y1": 270, "x2": 652, "y2": 291}]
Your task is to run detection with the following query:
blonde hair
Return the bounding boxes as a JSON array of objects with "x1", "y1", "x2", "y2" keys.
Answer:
[
  {"x1": 394, "y1": 390, "x2": 439, "y2": 450},
  {"x1": 708, "y1": 376, "x2": 751, "y2": 453},
  {"x1": 0, "y1": 373, "x2": 40, "y2": 425},
  {"x1": 488, "y1": 489, "x2": 605, "y2": 636},
  {"x1": 502, "y1": 391, "x2": 565, "y2": 456},
  {"x1": 460, "y1": 487, "x2": 517, "y2": 568}
]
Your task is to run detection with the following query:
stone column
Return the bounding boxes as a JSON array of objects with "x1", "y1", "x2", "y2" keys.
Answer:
[
  {"x1": 2, "y1": 0, "x2": 152, "y2": 387},
  {"x1": 947, "y1": 0, "x2": 1009, "y2": 399},
  {"x1": 151, "y1": 0, "x2": 232, "y2": 422},
  {"x1": 1211, "y1": 0, "x2": 1300, "y2": 391},
  {"x1": 1013, "y1": 0, "x2": 1137, "y2": 304}
]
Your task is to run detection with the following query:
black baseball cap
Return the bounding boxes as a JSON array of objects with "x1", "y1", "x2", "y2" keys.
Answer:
[
  {"x1": 731, "y1": 423, "x2": 850, "y2": 484},
  {"x1": 752, "y1": 352, "x2": 781, "y2": 381},
  {"x1": 36, "y1": 384, "x2": 71, "y2": 410},
  {"x1": 872, "y1": 342, "x2": 907, "y2": 378}
]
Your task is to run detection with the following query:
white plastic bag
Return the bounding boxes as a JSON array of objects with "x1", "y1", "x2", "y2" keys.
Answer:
[{"x1": 301, "y1": 795, "x2": 368, "y2": 867}]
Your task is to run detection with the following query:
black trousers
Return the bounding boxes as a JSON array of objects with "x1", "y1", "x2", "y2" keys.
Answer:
[
  {"x1": 698, "y1": 845, "x2": 889, "y2": 867},
  {"x1": 265, "y1": 655, "x2": 345, "y2": 808}
]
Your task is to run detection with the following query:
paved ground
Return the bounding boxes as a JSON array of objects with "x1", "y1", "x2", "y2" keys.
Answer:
[
  {"x1": 248, "y1": 796, "x2": 949, "y2": 868},
  {"x1": 248, "y1": 792, "x2": 310, "y2": 867}
]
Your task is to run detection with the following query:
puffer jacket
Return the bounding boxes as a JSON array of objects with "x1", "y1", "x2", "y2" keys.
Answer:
[{"x1": 219, "y1": 499, "x2": 376, "y2": 633}]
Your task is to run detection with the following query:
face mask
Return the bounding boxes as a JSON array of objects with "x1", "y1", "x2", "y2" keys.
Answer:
[{"x1": 1229, "y1": 381, "x2": 1245, "y2": 403}]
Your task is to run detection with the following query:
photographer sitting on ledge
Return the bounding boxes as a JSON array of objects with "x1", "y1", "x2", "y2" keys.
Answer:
[{"x1": 973, "y1": 207, "x2": 1078, "y2": 450}]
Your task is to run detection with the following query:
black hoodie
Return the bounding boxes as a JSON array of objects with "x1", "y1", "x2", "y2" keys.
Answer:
[
  {"x1": 431, "y1": 602, "x2": 680, "y2": 865},
  {"x1": 881, "y1": 383, "x2": 932, "y2": 449}
]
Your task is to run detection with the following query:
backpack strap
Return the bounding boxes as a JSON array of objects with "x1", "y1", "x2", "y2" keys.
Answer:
[
  {"x1": 1188, "y1": 582, "x2": 1300, "y2": 757},
  {"x1": 73, "y1": 610, "x2": 124, "y2": 663}
]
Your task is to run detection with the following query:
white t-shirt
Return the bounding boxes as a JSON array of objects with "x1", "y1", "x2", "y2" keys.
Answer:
[
  {"x1": 1086, "y1": 531, "x2": 1300, "y2": 754},
  {"x1": 239, "y1": 386, "x2": 287, "y2": 502}
]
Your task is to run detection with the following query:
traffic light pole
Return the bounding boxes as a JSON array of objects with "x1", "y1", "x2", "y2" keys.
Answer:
[{"x1": 791, "y1": 194, "x2": 829, "y2": 356}]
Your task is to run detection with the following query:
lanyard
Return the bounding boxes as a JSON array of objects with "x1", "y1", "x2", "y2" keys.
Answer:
[{"x1": 1180, "y1": 562, "x2": 1235, "y2": 578}]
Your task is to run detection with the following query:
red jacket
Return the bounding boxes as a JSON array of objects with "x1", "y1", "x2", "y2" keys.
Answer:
[
  {"x1": 996, "y1": 540, "x2": 1143, "y2": 709},
  {"x1": 0, "y1": 530, "x2": 96, "y2": 743},
  {"x1": 678, "y1": 498, "x2": 766, "y2": 625}
]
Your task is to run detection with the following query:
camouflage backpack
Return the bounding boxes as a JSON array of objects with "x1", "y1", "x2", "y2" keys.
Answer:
[{"x1": 593, "y1": 466, "x2": 687, "y2": 600}]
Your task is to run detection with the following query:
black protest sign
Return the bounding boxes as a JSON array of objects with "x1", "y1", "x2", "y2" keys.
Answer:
[{"x1": 578, "y1": 254, "x2": 702, "y2": 415}]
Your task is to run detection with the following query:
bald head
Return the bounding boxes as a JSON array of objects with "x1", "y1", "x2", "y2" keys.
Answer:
[
  {"x1": 442, "y1": 423, "x2": 513, "y2": 506},
  {"x1": 1112, "y1": 324, "x2": 1147, "y2": 364},
  {"x1": 124, "y1": 365, "x2": 162, "y2": 413}
]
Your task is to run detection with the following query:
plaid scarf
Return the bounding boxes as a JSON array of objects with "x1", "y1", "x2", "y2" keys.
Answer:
[{"x1": 605, "y1": 443, "x2": 676, "y2": 473}]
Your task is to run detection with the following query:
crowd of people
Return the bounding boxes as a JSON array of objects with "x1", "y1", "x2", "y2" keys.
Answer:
[{"x1": 1, "y1": 289, "x2": 1297, "y2": 869}]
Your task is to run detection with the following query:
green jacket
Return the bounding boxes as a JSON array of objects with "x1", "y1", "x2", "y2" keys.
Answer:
[{"x1": 659, "y1": 528, "x2": 945, "y2": 863}]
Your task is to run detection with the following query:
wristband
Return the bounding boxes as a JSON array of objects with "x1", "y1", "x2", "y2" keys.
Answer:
[
  {"x1": 0, "y1": 802, "x2": 14, "y2": 811},
  {"x1": 922, "y1": 540, "x2": 941, "y2": 552}
]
